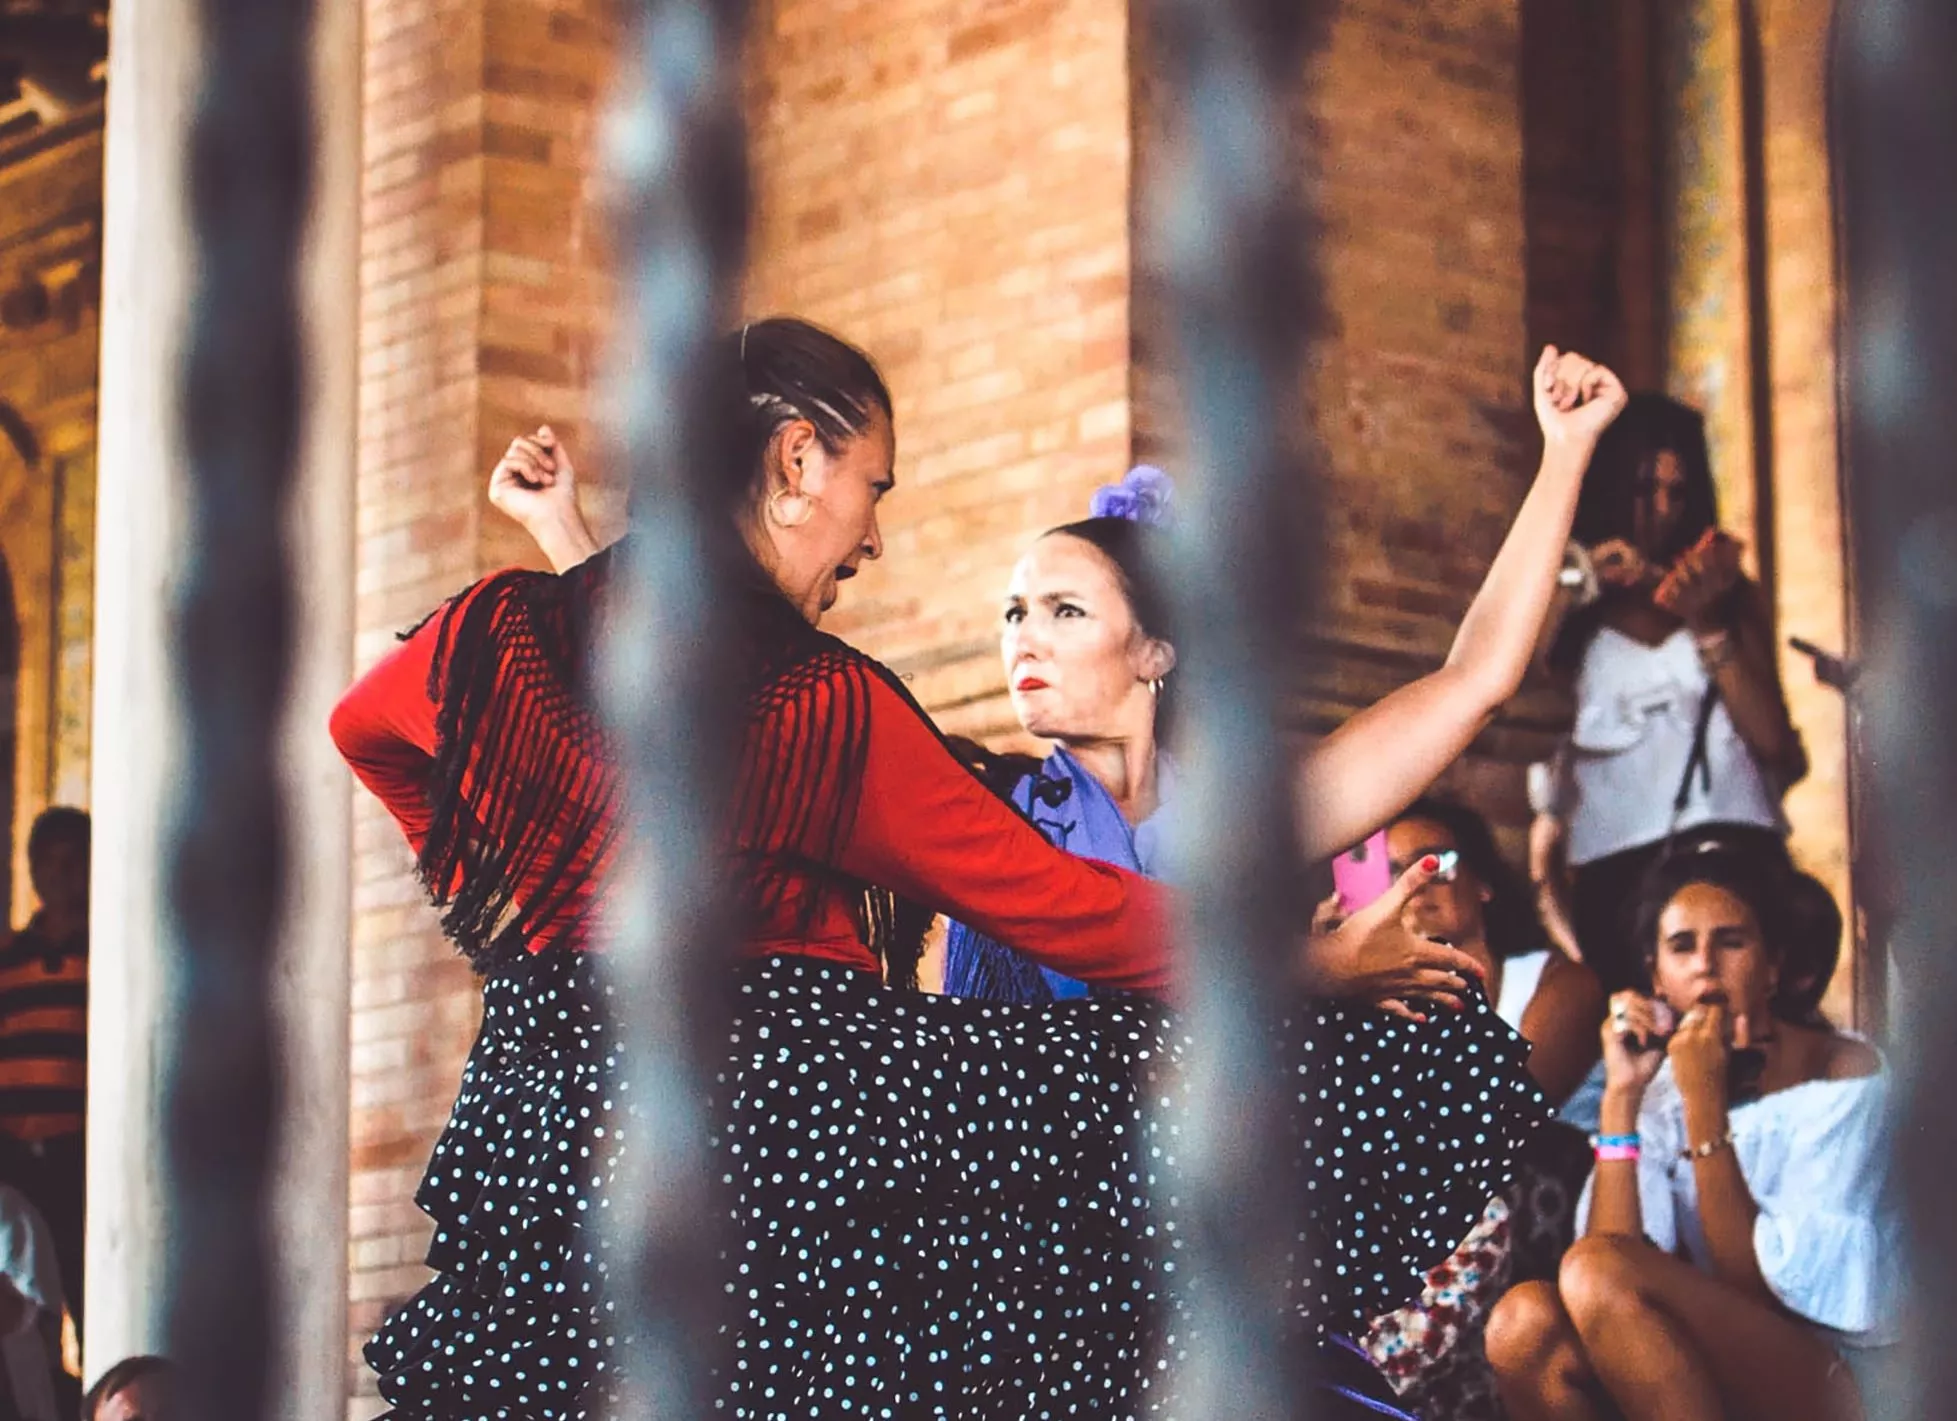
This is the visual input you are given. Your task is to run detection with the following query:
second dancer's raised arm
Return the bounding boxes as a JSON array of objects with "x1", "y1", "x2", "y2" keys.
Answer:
[{"x1": 1294, "y1": 346, "x2": 1627, "y2": 861}]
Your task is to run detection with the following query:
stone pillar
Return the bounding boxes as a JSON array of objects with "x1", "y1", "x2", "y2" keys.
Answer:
[
  {"x1": 86, "y1": 2, "x2": 359, "y2": 1412},
  {"x1": 86, "y1": 0, "x2": 198, "y2": 1374}
]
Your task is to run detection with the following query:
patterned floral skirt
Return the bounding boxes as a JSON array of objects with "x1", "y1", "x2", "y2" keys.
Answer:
[{"x1": 365, "y1": 950, "x2": 1546, "y2": 1419}]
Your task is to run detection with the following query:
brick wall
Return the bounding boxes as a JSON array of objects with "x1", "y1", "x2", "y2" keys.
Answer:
[
  {"x1": 1520, "y1": 0, "x2": 1660, "y2": 388},
  {"x1": 336, "y1": 1, "x2": 1860, "y2": 1410},
  {"x1": 346, "y1": 0, "x2": 489, "y2": 1402},
  {"x1": 1283, "y1": 4, "x2": 1553, "y2": 842},
  {"x1": 1135, "y1": 2, "x2": 1555, "y2": 857},
  {"x1": 347, "y1": 0, "x2": 624, "y2": 1409},
  {"x1": 0, "y1": 115, "x2": 102, "y2": 922},
  {"x1": 743, "y1": 0, "x2": 1135, "y2": 747}
]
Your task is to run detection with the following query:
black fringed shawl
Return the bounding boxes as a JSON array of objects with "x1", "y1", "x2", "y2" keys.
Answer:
[{"x1": 414, "y1": 547, "x2": 936, "y2": 981}]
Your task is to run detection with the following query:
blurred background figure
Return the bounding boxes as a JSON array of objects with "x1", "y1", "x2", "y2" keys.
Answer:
[
  {"x1": 0, "y1": 1181, "x2": 64, "y2": 1421},
  {"x1": 1531, "y1": 394, "x2": 1807, "y2": 996},
  {"x1": 0, "y1": 809, "x2": 89, "y2": 1342}
]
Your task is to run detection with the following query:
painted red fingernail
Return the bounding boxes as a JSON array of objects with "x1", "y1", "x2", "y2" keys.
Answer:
[{"x1": 1420, "y1": 855, "x2": 1440, "y2": 873}]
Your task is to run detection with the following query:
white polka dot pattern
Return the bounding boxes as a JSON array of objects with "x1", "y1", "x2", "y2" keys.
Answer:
[{"x1": 364, "y1": 952, "x2": 1546, "y2": 1417}]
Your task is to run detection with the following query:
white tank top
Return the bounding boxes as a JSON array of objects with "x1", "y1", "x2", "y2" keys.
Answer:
[
  {"x1": 1564, "y1": 625, "x2": 1783, "y2": 866},
  {"x1": 1495, "y1": 949, "x2": 1551, "y2": 1034}
]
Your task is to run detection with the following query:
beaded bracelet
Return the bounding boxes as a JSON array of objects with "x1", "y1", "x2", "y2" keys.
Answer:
[{"x1": 1680, "y1": 1131, "x2": 1735, "y2": 1162}]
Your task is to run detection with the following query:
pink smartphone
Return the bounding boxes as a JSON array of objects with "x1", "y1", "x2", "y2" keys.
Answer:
[{"x1": 1332, "y1": 830, "x2": 1393, "y2": 914}]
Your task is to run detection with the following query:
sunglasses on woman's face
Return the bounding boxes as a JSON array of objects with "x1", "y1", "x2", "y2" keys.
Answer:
[{"x1": 1390, "y1": 847, "x2": 1460, "y2": 883}]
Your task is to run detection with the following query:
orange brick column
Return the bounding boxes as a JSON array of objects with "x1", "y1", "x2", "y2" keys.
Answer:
[
  {"x1": 743, "y1": 0, "x2": 1135, "y2": 745},
  {"x1": 346, "y1": 0, "x2": 621, "y2": 1406},
  {"x1": 1757, "y1": 0, "x2": 1853, "y2": 1021}
]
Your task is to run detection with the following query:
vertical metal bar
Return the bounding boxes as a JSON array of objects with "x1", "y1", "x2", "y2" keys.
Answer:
[
  {"x1": 1144, "y1": 0, "x2": 1323, "y2": 1414},
  {"x1": 1833, "y1": 3, "x2": 1957, "y2": 1417},
  {"x1": 164, "y1": 0, "x2": 315, "y2": 1415},
  {"x1": 593, "y1": 2, "x2": 749, "y2": 1417}
]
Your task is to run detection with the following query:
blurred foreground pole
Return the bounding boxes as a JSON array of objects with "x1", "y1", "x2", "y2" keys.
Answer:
[
  {"x1": 1833, "y1": 3, "x2": 1957, "y2": 1418},
  {"x1": 152, "y1": 0, "x2": 347, "y2": 1418},
  {"x1": 1144, "y1": 0, "x2": 1323, "y2": 1414},
  {"x1": 591, "y1": 2, "x2": 749, "y2": 1418}
]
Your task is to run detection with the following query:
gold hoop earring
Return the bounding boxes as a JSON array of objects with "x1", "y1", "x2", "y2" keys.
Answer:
[{"x1": 768, "y1": 489, "x2": 813, "y2": 528}]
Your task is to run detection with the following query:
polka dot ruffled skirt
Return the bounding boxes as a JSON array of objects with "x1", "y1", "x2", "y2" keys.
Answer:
[{"x1": 365, "y1": 952, "x2": 1545, "y2": 1418}]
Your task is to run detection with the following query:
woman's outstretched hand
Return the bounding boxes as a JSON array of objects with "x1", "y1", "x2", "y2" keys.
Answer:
[
  {"x1": 489, "y1": 426, "x2": 601, "y2": 572},
  {"x1": 1533, "y1": 345, "x2": 1628, "y2": 455},
  {"x1": 1300, "y1": 859, "x2": 1491, "y2": 1022}
]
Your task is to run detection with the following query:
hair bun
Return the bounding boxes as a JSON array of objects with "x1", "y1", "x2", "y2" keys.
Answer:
[{"x1": 1089, "y1": 465, "x2": 1174, "y2": 526}]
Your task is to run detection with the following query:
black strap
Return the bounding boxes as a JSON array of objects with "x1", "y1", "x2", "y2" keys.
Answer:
[{"x1": 1672, "y1": 687, "x2": 1720, "y2": 817}]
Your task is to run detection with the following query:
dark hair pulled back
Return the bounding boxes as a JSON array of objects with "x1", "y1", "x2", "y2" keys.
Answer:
[
  {"x1": 1630, "y1": 844, "x2": 1805, "y2": 1019},
  {"x1": 716, "y1": 316, "x2": 892, "y2": 525}
]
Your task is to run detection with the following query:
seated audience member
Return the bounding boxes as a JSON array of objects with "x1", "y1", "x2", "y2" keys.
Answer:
[
  {"x1": 1485, "y1": 845, "x2": 1899, "y2": 1421},
  {"x1": 0, "y1": 809, "x2": 90, "y2": 1334},
  {"x1": 82, "y1": 1357, "x2": 173, "y2": 1421},
  {"x1": 1387, "y1": 798, "x2": 1606, "y2": 1109},
  {"x1": 0, "y1": 1183, "x2": 62, "y2": 1421},
  {"x1": 1359, "y1": 797, "x2": 1606, "y2": 1420}
]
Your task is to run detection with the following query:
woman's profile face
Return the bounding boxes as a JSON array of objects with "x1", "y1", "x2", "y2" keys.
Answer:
[
  {"x1": 1001, "y1": 533, "x2": 1162, "y2": 743},
  {"x1": 758, "y1": 406, "x2": 895, "y2": 621},
  {"x1": 1650, "y1": 880, "x2": 1778, "y2": 1032}
]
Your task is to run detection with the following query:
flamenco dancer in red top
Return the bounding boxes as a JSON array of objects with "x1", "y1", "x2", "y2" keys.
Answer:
[
  {"x1": 336, "y1": 319, "x2": 1189, "y2": 1419},
  {"x1": 335, "y1": 316, "x2": 1625, "y2": 1419}
]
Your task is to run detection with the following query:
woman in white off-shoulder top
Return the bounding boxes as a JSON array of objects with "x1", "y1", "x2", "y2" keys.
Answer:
[{"x1": 1485, "y1": 845, "x2": 1900, "y2": 1421}]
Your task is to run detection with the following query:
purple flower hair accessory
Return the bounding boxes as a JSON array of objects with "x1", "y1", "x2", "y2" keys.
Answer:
[{"x1": 1089, "y1": 464, "x2": 1175, "y2": 526}]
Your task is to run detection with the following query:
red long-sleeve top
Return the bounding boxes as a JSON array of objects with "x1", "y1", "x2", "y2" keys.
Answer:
[{"x1": 331, "y1": 598, "x2": 1175, "y2": 995}]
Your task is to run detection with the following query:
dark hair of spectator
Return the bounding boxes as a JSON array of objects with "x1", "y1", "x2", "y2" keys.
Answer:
[
  {"x1": 1396, "y1": 797, "x2": 1544, "y2": 960},
  {"x1": 1571, "y1": 392, "x2": 1718, "y2": 558},
  {"x1": 84, "y1": 1355, "x2": 173, "y2": 1420},
  {"x1": 1041, "y1": 516, "x2": 1177, "y2": 736},
  {"x1": 1630, "y1": 844, "x2": 1814, "y2": 1019},
  {"x1": 25, "y1": 805, "x2": 88, "y2": 864},
  {"x1": 1551, "y1": 392, "x2": 1721, "y2": 674},
  {"x1": 1780, "y1": 870, "x2": 1843, "y2": 1026}
]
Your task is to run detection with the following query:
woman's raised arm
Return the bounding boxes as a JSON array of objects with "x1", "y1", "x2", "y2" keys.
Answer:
[{"x1": 1293, "y1": 347, "x2": 1627, "y2": 862}]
